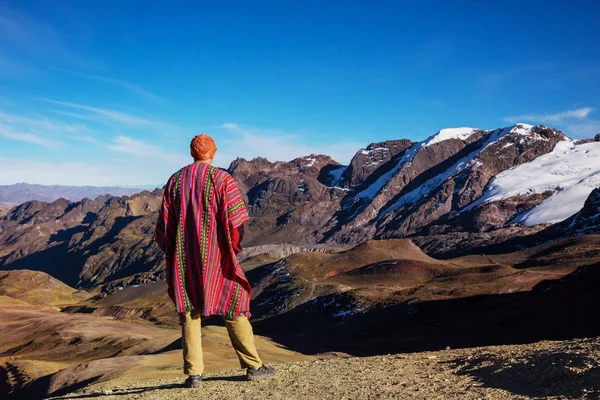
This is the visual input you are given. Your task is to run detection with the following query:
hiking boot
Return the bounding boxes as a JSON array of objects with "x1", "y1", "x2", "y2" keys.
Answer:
[
  {"x1": 184, "y1": 374, "x2": 203, "y2": 388},
  {"x1": 246, "y1": 365, "x2": 276, "y2": 381}
]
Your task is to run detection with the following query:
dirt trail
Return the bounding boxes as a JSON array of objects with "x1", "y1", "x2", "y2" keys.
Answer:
[{"x1": 51, "y1": 337, "x2": 600, "y2": 400}]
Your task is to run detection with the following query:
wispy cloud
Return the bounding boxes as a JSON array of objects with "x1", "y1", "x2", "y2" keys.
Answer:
[
  {"x1": 42, "y1": 99, "x2": 185, "y2": 133},
  {"x1": 220, "y1": 122, "x2": 239, "y2": 130},
  {"x1": 0, "y1": 110, "x2": 91, "y2": 147},
  {"x1": 505, "y1": 107, "x2": 594, "y2": 124},
  {"x1": 216, "y1": 122, "x2": 361, "y2": 166},
  {"x1": 47, "y1": 67, "x2": 167, "y2": 103},
  {"x1": 0, "y1": 111, "x2": 89, "y2": 135},
  {"x1": 0, "y1": 123, "x2": 58, "y2": 148},
  {"x1": 107, "y1": 136, "x2": 189, "y2": 165}
]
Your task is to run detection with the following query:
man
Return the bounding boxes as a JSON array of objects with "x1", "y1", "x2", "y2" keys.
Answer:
[{"x1": 154, "y1": 134, "x2": 275, "y2": 388}]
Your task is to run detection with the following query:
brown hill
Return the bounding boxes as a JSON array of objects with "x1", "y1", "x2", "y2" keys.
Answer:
[
  {"x1": 0, "y1": 270, "x2": 89, "y2": 305},
  {"x1": 0, "y1": 204, "x2": 14, "y2": 217},
  {"x1": 246, "y1": 235, "x2": 600, "y2": 356},
  {"x1": 0, "y1": 270, "x2": 312, "y2": 399}
]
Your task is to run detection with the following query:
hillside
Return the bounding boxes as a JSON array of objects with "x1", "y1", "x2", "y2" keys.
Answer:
[
  {"x1": 0, "y1": 270, "x2": 88, "y2": 305},
  {"x1": 0, "y1": 270, "x2": 312, "y2": 399},
  {"x1": 0, "y1": 205, "x2": 12, "y2": 217},
  {"x1": 249, "y1": 236, "x2": 600, "y2": 355}
]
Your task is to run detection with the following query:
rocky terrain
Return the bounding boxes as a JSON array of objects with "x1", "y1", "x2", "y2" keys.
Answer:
[
  {"x1": 49, "y1": 337, "x2": 600, "y2": 400},
  {"x1": 248, "y1": 236, "x2": 600, "y2": 355},
  {"x1": 0, "y1": 190, "x2": 165, "y2": 286}
]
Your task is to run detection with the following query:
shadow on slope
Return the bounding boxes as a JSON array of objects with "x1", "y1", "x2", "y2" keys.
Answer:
[
  {"x1": 1, "y1": 216, "x2": 140, "y2": 287},
  {"x1": 255, "y1": 262, "x2": 600, "y2": 356},
  {"x1": 447, "y1": 344, "x2": 600, "y2": 399}
]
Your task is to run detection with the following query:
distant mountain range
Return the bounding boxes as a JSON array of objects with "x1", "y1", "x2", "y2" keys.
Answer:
[
  {"x1": 0, "y1": 183, "x2": 149, "y2": 205},
  {"x1": 0, "y1": 123, "x2": 599, "y2": 286}
]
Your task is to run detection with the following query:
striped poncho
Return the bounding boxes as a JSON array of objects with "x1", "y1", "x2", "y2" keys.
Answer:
[{"x1": 154, "y1": 163, "x2": 251, "y2": 318}]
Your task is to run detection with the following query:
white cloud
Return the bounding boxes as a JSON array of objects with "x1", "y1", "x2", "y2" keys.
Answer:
[
  {"x1": 505, "y1": 107, "x2": 594, "y2": 124},
  {"x1": 42, "y1": 99, "x2": 187, "y2": 136},
  {"x1": 0, "y1": 110, "x2": 93, "y2": 147},
  {"x1": 214, "y1": 123, "x2": 361, "y2": 167},
  {"x1": 107, "y1": 136, "x2": 189, "y2": 165},
  {"x1": 0, "y1": 111, "x2": 89, "y2": 135},
  {"x1": 42, "y1": 99, "x2": 163, "y2": 126},
  {"x1": 220, "y1": 122, "x2": 239, "y2": 130},
  {"x1": 0, "y1": 124, "x2": 57, "y2": 148}
]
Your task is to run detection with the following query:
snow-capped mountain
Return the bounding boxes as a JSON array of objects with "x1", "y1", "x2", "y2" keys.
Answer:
[
  {"x1": 466, "y1": 140, "x2": 600, "y2": 226},
  {"x1": 223, "y1": 123, "x2": 600, "y2": 249},
  {"x1": 313, "y1": 123, "x2": 573, "y2": 244}
]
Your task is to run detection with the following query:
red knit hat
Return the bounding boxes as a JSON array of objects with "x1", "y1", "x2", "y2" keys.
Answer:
[{"x1": 190, "y1": 134, "x2": 217, "y2": 160}]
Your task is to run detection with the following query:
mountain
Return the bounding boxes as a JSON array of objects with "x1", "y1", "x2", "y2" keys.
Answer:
[
  {"x1": 412, "y1": 175, "x2": 600, "y2": 258},
  {"x1": 0, "y1": 190, "x2": 165, "y2": 287},
  {"x1": 0, "y1": 183, "x2": 147, "y2": 204},
  {"x1": 1, "y1": 123, "x2": 599, "y2": 287},
  {"x1": 251, "y1": 235, "x2": 600, "y2": 356},
  {"x1": 316, "y1": 124, "x2": 568, "y2": 244},
  {"x1": 229, "y1": 154, "x2": 346, "y2": 246},
  {"x1": 550, "y1": 187, "x2": 600, "y2": 237}
]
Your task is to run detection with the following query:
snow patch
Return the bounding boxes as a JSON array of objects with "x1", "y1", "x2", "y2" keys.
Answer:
[
  {"x1": 468, "y1": 141, "x2": 600, "y2": 225},
  {"x1": 353, "y1": 124, "x2": 539, "y2": 207},
  {"x1": 359, "y1": 147, "x2": 389, "y2": 155},
  {"x1": 355, "y1": 145, "x2": 419, "y2": 199},
  {"x1": 422, "y1": 127, "x2": 479, "y2": 148},
  {"x1": 381, "y1": 126, "x2": 514, "y2": 215},
  {"x1": 511, "y1": 123, "x2": 534, "y2": 135}
]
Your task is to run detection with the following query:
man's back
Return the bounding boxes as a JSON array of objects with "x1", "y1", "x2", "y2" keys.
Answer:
[{"x1": 155, "y1": 162, "x2": 252, "y2": 318}]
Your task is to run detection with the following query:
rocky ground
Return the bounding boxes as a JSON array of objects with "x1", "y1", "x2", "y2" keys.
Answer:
[{"x1": 51, "y1": 337, "x2": 600, "y2": 400}]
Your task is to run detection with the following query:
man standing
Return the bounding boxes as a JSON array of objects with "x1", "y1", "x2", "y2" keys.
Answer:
[{"x1": 154, "y1": 134, "x2": 275, "y2": 388}]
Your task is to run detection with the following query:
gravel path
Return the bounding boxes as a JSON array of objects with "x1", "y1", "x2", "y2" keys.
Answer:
[{"x1": 51, "y1": 337, "x2": 600, "y2": 400}]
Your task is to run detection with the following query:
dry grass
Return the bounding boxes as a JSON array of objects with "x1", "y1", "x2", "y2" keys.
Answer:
[{"x1": 0, "y1": 270, "x2": 90, "y2": 306}]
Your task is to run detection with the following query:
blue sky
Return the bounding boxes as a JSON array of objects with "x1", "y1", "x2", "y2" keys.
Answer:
[{"x1": 0, "y1": 0, "x2": 599, "y2": 186}]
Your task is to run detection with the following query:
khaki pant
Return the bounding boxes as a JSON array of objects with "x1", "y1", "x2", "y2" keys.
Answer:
[{"x1": 181, "y1": 310, "x2": 263, "y2": 376}]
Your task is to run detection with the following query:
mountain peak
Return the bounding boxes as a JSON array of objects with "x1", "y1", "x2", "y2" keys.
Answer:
[{"x1": 423, "y1": 127, "x2": 480, "y2": 147}]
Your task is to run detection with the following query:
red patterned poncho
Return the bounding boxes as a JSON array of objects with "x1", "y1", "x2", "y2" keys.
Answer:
[{"x1": 154, "y1": 163, "x2": 251, "y2": 318}]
